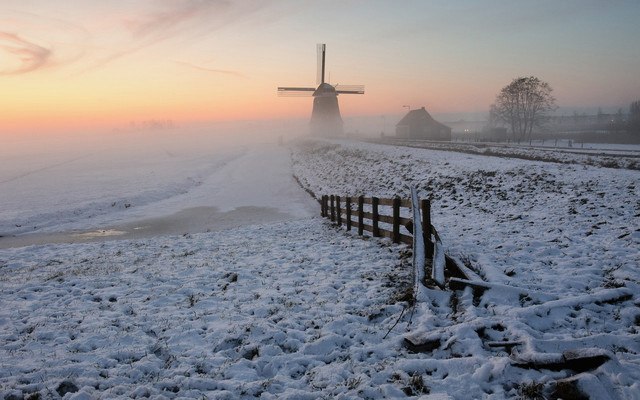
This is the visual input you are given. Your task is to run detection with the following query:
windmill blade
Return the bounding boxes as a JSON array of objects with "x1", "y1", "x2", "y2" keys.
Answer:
[
  {"x1": 335, "y1": 84, "x2": 365, "y2": 95},
  {"x1": 316, "y1": 43, "x2": 326, "y2": 85},
  {"x1": 277, "y1": 87, "x2": 316, "y2": 97}
]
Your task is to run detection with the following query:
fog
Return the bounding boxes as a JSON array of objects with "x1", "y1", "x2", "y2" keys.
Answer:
[{"x1": 0, "y1": 119, "x2": 318, "y2": 244}]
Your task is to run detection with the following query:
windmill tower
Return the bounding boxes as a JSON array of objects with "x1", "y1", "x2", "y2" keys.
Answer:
[{"x1": 278, "y1": 44, "x2": 364, "y2": 137}]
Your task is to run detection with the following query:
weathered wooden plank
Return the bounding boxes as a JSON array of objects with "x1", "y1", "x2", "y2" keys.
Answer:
[
  {"x1": 358, "y1": 212, "x2": 411, "y2": 227},
  {"x1": 378, "y1": 229, "x2": 394, "y2": 240},
  {"x1": 377, "y1": 198, "x2": 412, "y2": 208},
  {"x1": 399, "y1": 234, "x2": 413, "y2": 245},
  {"x1": 399, "y1": 216, "x2": 412, "y2": 226},
  {"x1": 392, "y1": 197, "x2": 400, "y2": 243},
  {"x1": 449, "y1": 278, "x2": 497, "y2": 292},
  {"x1": 403, "y1": 337, "x2": 441, "y2": 353},
  {"x1": 346, "y1": 221, "x2": 412, "y2": 245},
  {"x1": 330, "y1": 195, "x2": 335, "y2": 222},
  {"x1": 336, "y1": 195, "x2": 342, "y2": 226},
  {"x1": 445, "y1": 255, "x2": 472, "y2": 281},
  {"x1": 511, "y1": 348, "x2": 610, "y2": 372},
  {"x1": 360, "y1": 223, "x2": 374, "y2": 233},
  {"x1": 372, "y1": 197, "x2": 380, "y2": 237}
]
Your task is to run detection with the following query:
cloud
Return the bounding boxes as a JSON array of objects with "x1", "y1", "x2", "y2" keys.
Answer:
[
  {"x1": 123, "y1": 0, "x2": 231, "y2": 40},
  {"x1": 0, "y1": 31, "x2": 52, "y2": 75},
  {"x1": 79, "y1": 0, "x2": 265, "y2": 72},
  {"x1": 1, "y1": 1, "x2": 274, "y2": 76},
  {"x1": 175, "y1": 60, "x2": 245, "y2": 78}
]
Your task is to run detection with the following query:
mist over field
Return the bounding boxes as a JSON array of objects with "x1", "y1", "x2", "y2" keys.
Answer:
[{"x1": 0, "y1": 120, "x2": 311, "y2": 239}]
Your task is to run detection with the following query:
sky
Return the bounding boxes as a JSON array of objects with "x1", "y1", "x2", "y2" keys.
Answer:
[{"x1": 1, "y1": 0, "x2": 639, "y2": 134}]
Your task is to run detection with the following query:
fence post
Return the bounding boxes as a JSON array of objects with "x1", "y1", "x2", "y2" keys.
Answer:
[
  {"x1": 330, "y1": 195, "x2": 335, "y2": 222},
  {"x1": 372, "y1": 196, "x2": 380, "y2": 237},
  {"x1": 336, "y1": 196, "x2": 342, "y2": 226},
  {"x1": 346, "y1": 197, "x2": 352, "y2": 231},
  {"x1": 392, "y1": 196, "x2": 400, "y2": 243},
  {"x1": 321, "y1": 195, "x2": 326, "y2": 217},
  {"x1": 421, "y1": 199, "x2": 433, "y2": 258},
  {"x1": 358, "y1": 196, "x2": 364, "y2": 236},
  {"x1": 324, "y1": 195, "x2": 328, "y2": 218}
]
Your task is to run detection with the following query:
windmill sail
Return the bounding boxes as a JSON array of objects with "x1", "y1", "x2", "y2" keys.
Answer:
[
  {"x1": 335, "y1": 85, "x2": 365, "y2": 95},
  {"x1": 277, "y1": 87, "x2": 315, "y2": 96},
  {"x1": 317, "y1": 43, "x2": 326, "y2": 85}
]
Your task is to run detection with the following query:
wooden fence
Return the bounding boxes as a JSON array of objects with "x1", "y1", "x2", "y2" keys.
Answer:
[{"x1": 320, "y1": 194, "x2": 434, "y2": 258}]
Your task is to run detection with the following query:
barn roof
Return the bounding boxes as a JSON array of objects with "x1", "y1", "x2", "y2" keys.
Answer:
[{"x1": 396, "y1": 107, "x2": 450, "y2": 130}]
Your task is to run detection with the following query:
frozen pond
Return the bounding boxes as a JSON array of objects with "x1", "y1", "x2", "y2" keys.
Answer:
[{"x1": 0, "y1": 128, "x2": 317, "y2": 247}]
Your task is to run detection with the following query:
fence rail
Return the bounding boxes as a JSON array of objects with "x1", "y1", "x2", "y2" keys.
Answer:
[{"x1": 320, "y1": 194, "x2": 434, "y2": 257}]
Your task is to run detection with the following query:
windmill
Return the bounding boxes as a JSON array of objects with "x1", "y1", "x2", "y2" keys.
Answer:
[{"x1": 278, "y1": 44, "x2": 364, "y2": 136}]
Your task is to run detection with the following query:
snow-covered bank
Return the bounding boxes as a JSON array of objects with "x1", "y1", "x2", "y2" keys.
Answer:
[{"x1": 0, "y1": 220, "x2": 421, "y2": 399}]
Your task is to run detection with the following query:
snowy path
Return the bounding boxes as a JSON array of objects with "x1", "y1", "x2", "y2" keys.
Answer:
[{"x1": 1, "y1": 144, "x2": 318, "y2": 248}]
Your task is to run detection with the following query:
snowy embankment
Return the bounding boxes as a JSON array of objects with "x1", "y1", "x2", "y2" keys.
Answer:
[
  {"x1": 291, "y1": 138, "x2": 640, "y2": 398},
  {"x1": 371, "y1": 139, "x2": 640, "y2": 170}
]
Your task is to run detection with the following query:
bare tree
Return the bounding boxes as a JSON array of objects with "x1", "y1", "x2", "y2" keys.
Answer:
[{"x1": 490, "y1": 76, "x2": 557, "y2": 141}]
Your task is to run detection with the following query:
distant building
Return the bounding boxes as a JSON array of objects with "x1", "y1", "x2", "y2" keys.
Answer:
[{"x1": 396, "y1": 107, "x2": 452, "y2": 140}]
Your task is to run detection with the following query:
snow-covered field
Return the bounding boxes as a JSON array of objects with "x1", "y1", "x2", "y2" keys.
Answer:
[
  {"x1": 1, "y1": 133, "x2": 639, "y2": 398},
  {"x1": 1, "y1": 221, "x2": 420, "y2": 399},
  {"x1": 292, "y1": 138, "x2": 640, "y2": 398}
]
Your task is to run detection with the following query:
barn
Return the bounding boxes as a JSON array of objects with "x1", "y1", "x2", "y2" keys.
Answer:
[{"x1": 396, "y1": 107, "x2": 452, "y2": 141}]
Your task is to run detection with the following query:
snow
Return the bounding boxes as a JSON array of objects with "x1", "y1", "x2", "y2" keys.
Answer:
[
  {"x1": 431, "y1": 239, "x2": 445, "y2": 287},
  {"x1": 1, "y1": 133, "x2": 639, "y2": 398}
]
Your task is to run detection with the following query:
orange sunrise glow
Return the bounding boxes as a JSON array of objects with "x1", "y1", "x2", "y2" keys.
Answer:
[{"x1": 1, "y1": 1, "x2": 639, "y2": 134}]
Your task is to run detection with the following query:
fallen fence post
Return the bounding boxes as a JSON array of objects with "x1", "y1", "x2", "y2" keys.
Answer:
[
  {"x1": 358, "y1": 195, "x2": 364, "y2": 236},
  {"x1": 330, "y1": 195, "x2": 335, "y2": 222},
  {"x1": 372, "y1": 197, "x2": 380, "y2": 237},
  {"x1": 336, "y1": 196, "x2": 342, "y2": 226},
  {"x1": 346, "y1": 197, "x2": 352, "y2": 231},
  {"x1": 392, "y1": 196, "x2": 400, "y2": 243}
]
